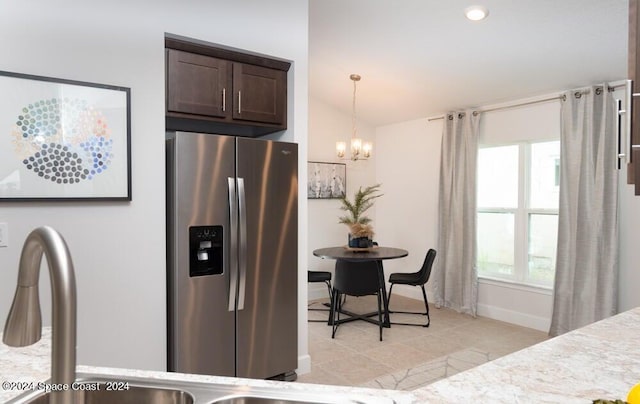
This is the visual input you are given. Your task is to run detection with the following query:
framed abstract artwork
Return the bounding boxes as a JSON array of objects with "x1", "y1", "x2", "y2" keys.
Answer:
[
  {"x1": 307, "y1": 161, "x2": 346, "y2": 199},
  {"x1": 0, "y1": 70, "x2": 131, "y2": 201}
]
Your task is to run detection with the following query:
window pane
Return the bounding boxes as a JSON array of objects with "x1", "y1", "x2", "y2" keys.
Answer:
[
  {"x1": 528, "y1": 213, "x2": 558, "y2": 284},
  {"x1": 477, "y1": 212, "x2": 514, "y2": 276},
  {"x1": 530, "y1": 141, "x2": 560, "y2": 209},
  {"x1": 478, "y1": 146, "x2": 519, "y2": 208}
]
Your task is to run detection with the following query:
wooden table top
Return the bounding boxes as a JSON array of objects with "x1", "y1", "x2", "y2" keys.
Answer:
[{"x1": 312, "y1": 246, "x2": 409, "y2": 261}]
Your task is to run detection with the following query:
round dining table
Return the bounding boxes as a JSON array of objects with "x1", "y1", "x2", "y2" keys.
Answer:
[{"x1": 312, "y1": 246, "x2": 409, "y2": 327}]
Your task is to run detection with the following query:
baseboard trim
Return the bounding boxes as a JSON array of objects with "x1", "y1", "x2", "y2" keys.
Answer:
[
  {"x1": 296, "y1": 354, "x2": 311, "y2": 375},
  {"x1": 384, "y1": 288, "x2": 550, "y2": 332},
  {"x1": 477, "y1": 303, "x2": 550, "y2": 332},
  {"x1": 310, "y1": 286, "x2": 550, "y2": 332}
]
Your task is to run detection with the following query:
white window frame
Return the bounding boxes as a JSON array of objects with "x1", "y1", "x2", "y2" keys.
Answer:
[{"x1": 477, "y1": 141, "x2": 558, "y2": 288}]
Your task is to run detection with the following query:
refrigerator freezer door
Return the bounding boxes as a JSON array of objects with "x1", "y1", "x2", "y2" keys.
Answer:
[
  {"x1": 167, "y1": 132, "x2": 237, "y2": 377},
  {"x1": 236, "y1": 137, "x2": 298, "y2": 379}
]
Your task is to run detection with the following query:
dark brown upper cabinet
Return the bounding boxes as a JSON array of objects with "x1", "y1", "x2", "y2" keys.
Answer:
[
  {"x1": 167, "y1": 50, "x2": 229, "y2": 119},
  {"x1": 232, "y1": 62, "x2": 286, "y2": 125},
  {"x1": 630, "y1": 0, "x2": 640, "y2": 193},
  {"x1": 165, "y1": 36, "x2": 290, "y2": 137}
]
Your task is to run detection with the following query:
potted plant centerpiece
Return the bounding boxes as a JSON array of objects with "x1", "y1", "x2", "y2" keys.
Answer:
[{"x1": 338, "y1": 184, "x2": 383, "y2": 249}]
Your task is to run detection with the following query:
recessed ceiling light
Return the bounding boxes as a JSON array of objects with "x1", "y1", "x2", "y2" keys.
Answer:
[{"x1": 465, "y1": 5, "x2": 489, "y2": 21}]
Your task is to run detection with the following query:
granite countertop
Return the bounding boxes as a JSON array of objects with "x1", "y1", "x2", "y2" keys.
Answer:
[
  {"x1": 414, "y1": 307, "x2": 640, "y2": 403},
  {"x1": 2, "y1": 307, "x2": 639, "y2": 403}
]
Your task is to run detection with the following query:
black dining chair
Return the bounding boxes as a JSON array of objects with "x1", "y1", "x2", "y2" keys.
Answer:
[
  {"x1": 307, "y1": 270, "x2": 333, "y2": 323},
  {"x1": 330, "y1": 259, "x2": 384, "y2": 341},
  {"x1": 387, "y1": 248, "x2": 436, "y2": 327}
]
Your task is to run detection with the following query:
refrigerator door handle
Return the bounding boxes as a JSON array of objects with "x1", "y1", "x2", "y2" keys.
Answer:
[
  {"x1": 237, "y1": 177, "x2": 247, "y2": 311},
  {"x1": 228, "y1": 177, "x2": 238, "y2": 312}
]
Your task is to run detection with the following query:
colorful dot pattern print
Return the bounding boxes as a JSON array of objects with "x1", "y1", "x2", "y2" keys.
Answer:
[{"x1": 11, "y1": 98, "x2": 113, "y2": 185}]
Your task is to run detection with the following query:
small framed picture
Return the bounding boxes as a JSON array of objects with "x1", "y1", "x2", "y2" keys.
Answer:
[
  {"x1": 0, "y1": 70, "x2": 131, "y2": 201},
  {"x1": 307, "y1": 161, "x2": 346, "y2": 199}
]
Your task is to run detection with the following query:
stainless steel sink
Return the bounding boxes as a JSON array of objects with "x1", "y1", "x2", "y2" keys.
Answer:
[
  {"x1": 20, "y1": 385, "x2": 193, "y2": 404},
  {"x1": 6, "y1": 373, "x2": 392, "y2": 404},
  {"x1": 212, "y1": 398, "x2": 334, "y2": 404}
]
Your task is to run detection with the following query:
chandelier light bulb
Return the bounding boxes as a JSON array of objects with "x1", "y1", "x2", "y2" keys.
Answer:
[
  {"x1": 351, "y1": 138, "x2": 363, "y2": 157},
  {"x1": 336, "y1": 141, "x2": 346, "y2": 158},
  {"x1": 363, "y1": 142, "x2": 372, "y2": 158}
]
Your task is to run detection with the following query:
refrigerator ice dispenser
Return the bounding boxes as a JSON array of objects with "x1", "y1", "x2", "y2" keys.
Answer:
[{"x1": 189, "y1": 225, "x2": 223, "y2": 277}]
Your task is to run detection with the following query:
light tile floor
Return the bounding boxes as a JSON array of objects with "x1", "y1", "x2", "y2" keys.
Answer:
[{"x1": 297, "y1": 294, "x2": 549, "y2": 389}]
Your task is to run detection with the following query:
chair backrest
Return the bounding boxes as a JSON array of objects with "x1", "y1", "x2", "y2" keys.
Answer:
[
  {"x1": 334, "y1": 259, "x2": 381, "y2": 296},
  {"x1": 416, "y1": 249, "x2": 437, "y2": 285}
]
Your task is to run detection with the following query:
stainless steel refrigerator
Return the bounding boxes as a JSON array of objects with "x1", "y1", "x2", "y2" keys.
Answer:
[{"x1": 166, "y1": 131, "x2": 298, "y2": 380}]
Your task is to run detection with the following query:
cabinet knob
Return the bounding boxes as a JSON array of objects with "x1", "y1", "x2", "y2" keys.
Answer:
[{"x1": 238, "y1": 91, "x2": 242, "y2": 114}]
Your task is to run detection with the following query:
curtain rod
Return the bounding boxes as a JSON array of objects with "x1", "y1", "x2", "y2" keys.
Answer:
[{"x1": 427, "y1": 83, "x2": 627, "y2": 122}]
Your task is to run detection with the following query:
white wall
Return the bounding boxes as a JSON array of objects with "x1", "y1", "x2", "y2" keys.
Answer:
[
  {"x1": 0, "y1": 0, "x2": 309, "y2": 373},
  {"x1": 307, "y1": 97, "x2": 376, "y2": 299},
  {"x1": 374, "y1": 117, "x2": 441, "y2": 301}
]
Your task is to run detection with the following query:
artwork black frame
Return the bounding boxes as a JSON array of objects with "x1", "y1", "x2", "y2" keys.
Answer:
[{"x1": 0, "y1": 70, "x2": 131, "y2": 201}]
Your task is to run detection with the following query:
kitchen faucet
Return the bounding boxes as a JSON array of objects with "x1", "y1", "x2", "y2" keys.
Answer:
[{"x1": 3, "y1": 226, "x2": 77, "y2": 404}]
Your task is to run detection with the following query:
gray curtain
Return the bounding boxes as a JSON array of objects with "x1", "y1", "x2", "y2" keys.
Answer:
[
  {"x1": 549, "y1": 84, "x2": 618, "y2": 336},
  {"x1": 434, "y1": 111, "x2": 480, "y2": 316}
]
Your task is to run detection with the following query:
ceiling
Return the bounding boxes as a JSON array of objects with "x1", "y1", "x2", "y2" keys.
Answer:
[{"x1": 309, "y1": 0, "x2": 629, "y2": 127}]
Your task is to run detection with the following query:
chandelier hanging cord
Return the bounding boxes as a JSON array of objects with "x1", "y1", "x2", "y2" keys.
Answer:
[{"x1": 351, "y1": 74, "x2": 360, "y2": 140}]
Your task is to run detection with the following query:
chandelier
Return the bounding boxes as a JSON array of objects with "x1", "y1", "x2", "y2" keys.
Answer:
[{"x1": 336, "y1": 74, "x2": 372, "y2": 161}]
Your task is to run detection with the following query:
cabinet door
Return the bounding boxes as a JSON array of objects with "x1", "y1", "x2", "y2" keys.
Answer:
[
  {"x1": 630, "y1": 0, "x2": 640, "y2": 193},
  {"x1": 232, "y1": 63, "x2": 286, "y2": 125},
  {"x1": 167, "y1": 49, "x2": 230, "y2": 118}
]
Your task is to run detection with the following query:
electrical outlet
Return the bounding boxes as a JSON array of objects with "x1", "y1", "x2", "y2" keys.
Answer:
[{"x1": 0, "y1": 223, "x2": 8, "y2": 247}]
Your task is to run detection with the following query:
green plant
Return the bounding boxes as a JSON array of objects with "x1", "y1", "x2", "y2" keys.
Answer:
[{"x1": 338, "y1": 184, "x2": 383, "y2": 237}]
